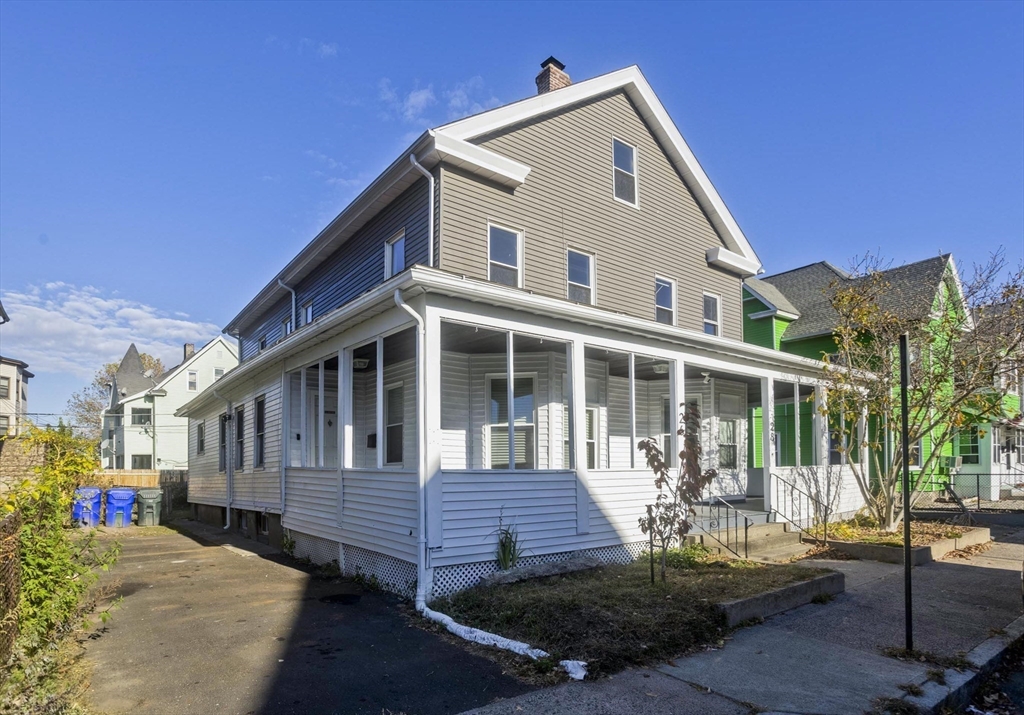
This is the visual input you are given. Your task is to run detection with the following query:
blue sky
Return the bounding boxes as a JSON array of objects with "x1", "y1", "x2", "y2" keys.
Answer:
[{"x1": 1, "y1": 0, "x2": 1022, "y2": 419}]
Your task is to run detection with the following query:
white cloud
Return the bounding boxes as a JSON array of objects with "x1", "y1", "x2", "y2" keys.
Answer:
[
  {"x1": 0, "y1": 284, "x2": 221, "y2": 381},
  {"x1": 298, "y1": 37, "x2": 338, "y2": 59},
  {"x1": 304, "y1": 149, "x2": 341, "y2": 170},
  {"x1": 443, "y1": 76, "x2": 501, "y2": 120},
  {"x1": 378, "y1": 78, "x2": 436, "y2": 123}
]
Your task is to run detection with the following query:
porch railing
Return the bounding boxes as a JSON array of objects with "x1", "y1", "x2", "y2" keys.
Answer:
[
  {"x1": 695, "y1": 496, "x2": 752, "y2": 559},
  {"x1": 771, "y1": 473, "x2": 832, "y2": 545}
]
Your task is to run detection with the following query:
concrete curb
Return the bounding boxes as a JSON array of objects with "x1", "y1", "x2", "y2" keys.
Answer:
[
  {"x1": 822, "y1": 527, "x2": 990, "y2": 565},
  {"x1": 904, "y1": 613, "x2": 1024, "y2": 713},
  {"x1": 716, "y1": 571, "x2": 845, "y2": 627}
]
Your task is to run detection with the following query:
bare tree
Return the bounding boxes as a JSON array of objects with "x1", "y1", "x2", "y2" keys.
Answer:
[
  {"x1": 822, "y1": 251, "x2": 1024, "y2": 531},
  {"x1": 66, "y1": 354, "x2": 165, "y2": 443},
  {"x1": 638, "y1": 402, "x2": 718, "y2": 580}
]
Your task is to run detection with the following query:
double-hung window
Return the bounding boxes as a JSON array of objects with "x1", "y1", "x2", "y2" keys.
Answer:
[
  {"x1": 958, "y1": 427, "x2": 980, "y2": 465},
  {"x1": 254, "y1": 397, "x2": 266, "y2": 468},
  {"x1": 384, "y1": 384, "x2": 404, "y2": 465},
  {"x1": 488, "y1": 224, "x2": 522, "y2": 288},
  {"x1": 131, "y1": 454, "x2": 152, "y2": 470},
  {"x1": 197, "y1": 421, "x2": 206, "y2": 455},
  {"x1": 0, "y1": 416, "x2": 10, "y2": 435},
  {"x1": 258, "y1": 335, "x2": 267, "y2": 351},
  {"x1": 703, "y1": 293, "x2": 721, "y2": 336},
  {"x1": 131, "y1": 408, "x2": 152, "y2": 426},
  {"x1": 655, "y1": 277, "x2": 675, "y2": 325},
  {"x1": 385, "y1": 230, "x2": 406, "y2": 278},
  {"x1": 718, "y1": 419, "x2": 738, "y2": 469},
  {"x1": 567, "y1": 249, "x2": 594, "y2": 304},
  {"x1": 488, "y1": 375, "x2": 536, "y2": 469},
  {"x1": 302, "y1": 301, "x2": 313, "y2": 327},
  {"x1": 282, "y1": 317, "x2": 293, "y2": 338},
  {"x1": 0, "y1": 377, "x2": 9, "y2": 399},
  {"x1": 214, "y1": 368, "x2": 224, "y2": 381},
  {"x1": 187, "y1": 371, "x2": 198, "y2": 391},
  {"x1": 612, "y1": 138, "x2": 637, "y2": 206},
  {"x1": 235, "y1": 406, "x2": 245, "y2": 469}
]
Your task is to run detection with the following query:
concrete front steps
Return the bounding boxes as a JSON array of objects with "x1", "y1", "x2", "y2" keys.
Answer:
[{"x1": 689, "y1": 519, "x2": 813, "y2": 562}]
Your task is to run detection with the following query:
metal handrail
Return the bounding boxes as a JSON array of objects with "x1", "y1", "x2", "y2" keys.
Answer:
[
  {"x1": 771, "y1": 473, "x2": 832, "y2": 545},
  {"x1": 695, "y1": 495, "x2": 753, "y2": 558}
]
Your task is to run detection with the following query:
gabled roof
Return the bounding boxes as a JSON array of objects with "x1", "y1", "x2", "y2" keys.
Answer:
[
  {"x1": 743, "y1": 277, "x2": 800, "y2": 318},
  {"x1": 111, "y1": 343, "x2": 157, "y2": 404},
  {"x1": 0, "y1": 299, "x2": 9, "y2": 325},
  {"x1": 224, "y1": 63, "x2": 762, "y2": 335},
  {"x1": 758, "y1": 255, "x2": 954, "y2": 342}
]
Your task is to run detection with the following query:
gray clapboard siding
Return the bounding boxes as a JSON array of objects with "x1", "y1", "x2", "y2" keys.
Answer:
[
  {"x1": 283, "y1": 468, "x2": 339, "y2": 542},
  {"x1": 187, "y1": 409, "x2": 227, "y2": 506},
  {"x1": 340, "y1": 470, "x2": 417, "y2": 561},
  {"x1": 230, "y1": 378, "x2": 283, "y2": 509},
  {"x1": 239, "y1": 178, "x2": 431, "y2": 361},
  {"x1": 439, "y1": 90, "x2": 743, "y2": 339}
]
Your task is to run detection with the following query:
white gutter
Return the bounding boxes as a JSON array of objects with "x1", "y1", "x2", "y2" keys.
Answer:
[
  {"x1": 408, "y1": 155, "x2": 434, "y2": 268},
  {"x1": 213, "y1": 390, "x2": 233, "y2": 529},
  {"x1": 278, "y1": 279, "x2": 297, "y2": 332},
  {"x1": 393, "y1": 289, "x2": 429, "y2": 607}
]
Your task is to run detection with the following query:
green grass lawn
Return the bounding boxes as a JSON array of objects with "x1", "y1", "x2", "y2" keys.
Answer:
[{"x1": 431, "y1": 552, "x2": 828, "y2": 677}]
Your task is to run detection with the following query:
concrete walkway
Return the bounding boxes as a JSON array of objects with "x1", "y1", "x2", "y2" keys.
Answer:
[
  {"x1": 83, "y1": 520, "x2": 533, "y2": 715},
  {"x1": 467, "y1": 525, "x2": 1024, "y2": 715}
]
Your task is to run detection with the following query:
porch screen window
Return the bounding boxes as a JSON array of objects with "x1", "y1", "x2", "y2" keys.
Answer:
[
  {"x1": 254, "y1": 397, "x2": 266, "y2": 468},
  {"x1": 235, "y1": 406, "x2": 245, "y2": 470},
  {"x1": 197, "y1": 422, "x2": 206, "y2": 455},
  {"x1": 489, "y1": 376, "x2": 536, "y2": 470},
  {"x1": 218, "y1": 414, "x2": 227, "y2": 471},
  {"x1": 131, "y1": 454, "x2": 152, "y2": 470},
  {"x1": 488, "y1": 224, "x2": 521, "y2": 288},
  {"x1": 131, "y1": 408, "x2": 152, "y2": 425},
  {"x1": 384, "y1": 384, "x2": 404, "y2": 465},
  {"x1": 655, "y1": 278, "x2": 674, "y2": 325},
  {"x1": 718, "y1": 419, "x2": 738, "y2": 469},
  {"x1": 286, "y1": 356, "x2": 340, "y2": 469},
  {"x1": 703, "y1": 294, "x2": 720, "y2": 336},
  {"x1": 188, "y1": 371, "x2": 198, "y2": 391},
  {"x1": 958, "y1": 427, "x2": 979, "y2": 465},
  {"x1": 567, "y1": 250, "x2": 594, "y2": 304},
  {"x1": 612, "y1": 138, "x2": 637, "y2": 205},
  {"x1": 385, "y1": 231, "x2": 406, "y2": 278}
]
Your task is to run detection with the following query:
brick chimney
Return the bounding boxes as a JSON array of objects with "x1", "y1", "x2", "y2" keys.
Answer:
[
  {"x1": 535, "y1": 56, "x2": 570, "y2": 95},
  {"x1": 183, "y1": 343, "x2": 195, "y2": 361}
]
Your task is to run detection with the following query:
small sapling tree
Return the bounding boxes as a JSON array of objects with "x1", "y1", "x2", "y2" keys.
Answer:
[{"x1": 638, "y1": 402, "x2": 718, "y2": 581}]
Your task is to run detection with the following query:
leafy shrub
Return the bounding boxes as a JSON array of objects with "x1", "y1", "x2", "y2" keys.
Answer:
[{"x1": 663, "y1": 544, "x2": 712, "y2": 569}]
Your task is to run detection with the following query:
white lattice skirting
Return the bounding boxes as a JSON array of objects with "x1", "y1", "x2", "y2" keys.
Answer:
[
  {"x1": 291, "y1": 531, "x2": 341, "y2": 566},
  {"x1": 429, "y1": 541, "x2": 647, "y2": 599},
  {"x1": 342, "y1": 544, "x2": 417, "y2": 598}
]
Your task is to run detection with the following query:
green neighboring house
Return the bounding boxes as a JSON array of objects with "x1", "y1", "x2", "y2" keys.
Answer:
[{"x1": 742, "y1": 254, "x2": 1024, "y2": 502}]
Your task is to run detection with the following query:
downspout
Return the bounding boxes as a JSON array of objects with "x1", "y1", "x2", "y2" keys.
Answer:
[
  {"x1": 393, "y1": 289, "x2": 428, "y2": 608},
  {"x1": 278, "y1": 279, "x2": 297, "y2": 332},
  {"x1": 213, "y1": 390, "x2": 233, "y2": 529},
  {"x1": 408, "y1": 155, "x2": 435, "y2": 268}
]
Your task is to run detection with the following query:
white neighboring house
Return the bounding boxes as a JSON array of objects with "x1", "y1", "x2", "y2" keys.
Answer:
[
  {"x1": 0, "y1": 356, "x2": 32, "y2": 436},
  {"x1": 102, "y1": 338, "x2": 238, "y2": 470}
]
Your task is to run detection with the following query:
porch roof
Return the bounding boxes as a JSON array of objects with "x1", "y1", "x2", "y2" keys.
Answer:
[{"x1": 179, "y1": 267, "x2": 829, "y2": 418}]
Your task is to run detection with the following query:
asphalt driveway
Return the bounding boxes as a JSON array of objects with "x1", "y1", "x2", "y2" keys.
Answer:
[{"x1": 84, "y1": 521, "x2": 533, "y2": 715}]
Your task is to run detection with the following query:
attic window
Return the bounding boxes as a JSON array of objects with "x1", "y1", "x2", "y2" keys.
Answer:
[
  {"x1": 612, "y1": 138, "x2": 637, "y2": 206},
  {"x1": 187, "y1": 371, "x2": 198, "y2": 391}
]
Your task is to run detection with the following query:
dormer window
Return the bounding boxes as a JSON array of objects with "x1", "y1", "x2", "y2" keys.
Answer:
[
  {"x1": 612, "y1": 138, "x2": 637, "y2": 206},
  {"x1": 703, "y1": 293, "x2": 721, "y2": 336}
]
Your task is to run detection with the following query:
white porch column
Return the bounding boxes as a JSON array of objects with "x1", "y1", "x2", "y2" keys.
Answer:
[
  {"x1": 570, "y1": 338, "x2": 589, "y2": 534},
  {"x1": 376, "y1": 338, "x2": 385, "y2": 469},
  {"x1": 814, "y1": 387, "x2": 829, "y2": 465},
  {"x1": 793, "y1": 383, "x2": 801, "y2": 468},
  {"x1": 760, "y1": 377, "x2": 775, "y2": 512},
  {"x1": 424, "y1": 306, "x2": 444, "y2": 548},
  {"x1": 671, "y1": 358, "x2": 686, "y2": 466}
]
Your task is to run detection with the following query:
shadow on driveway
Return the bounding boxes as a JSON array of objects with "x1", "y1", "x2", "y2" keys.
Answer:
[{"x1": 84, "y1": 520, "x2": 533, "y2": 715}]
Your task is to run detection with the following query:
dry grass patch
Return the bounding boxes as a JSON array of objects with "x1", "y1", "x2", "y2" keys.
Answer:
[
  {"x1": 431, "y1": 554, "x2": 828, "y2": 677},
  {"x1": 808, "y1": 515, "x2": 967, "y2": 547}
]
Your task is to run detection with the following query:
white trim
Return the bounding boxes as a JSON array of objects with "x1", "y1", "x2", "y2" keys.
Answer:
[
  {"x1": 487, "y1": 221, "x2": 524, "y2": 289},
  {"x1": 706, "y1": 247, "x2": 760, "y2": 277},
  {"x1": 702, "y1": 292, "x2": 722, "y2": 337},
  {"x1": 566, "y1": 248, "x2": 595, "y2": 305},
  {"x1": 431, "y1": 132, "x2": 531, "y2": 188},
  {"x1": 655, "y1": 276, "x2": 676, "y2": 326},
  {"x1": 748, "y1": 309, "x2": 800, "y2": 321},
  {"x1": 384, "y1": 229, "x2": 407, "y2": 280},
  {"x1": 437, "y1": 66, "x2": 761, "y2": 273},
  {"x1": 611, "y1": 137, "x2": 639, "y2": 209}
]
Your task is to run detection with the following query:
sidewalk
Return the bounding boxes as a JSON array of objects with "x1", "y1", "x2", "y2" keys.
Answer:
[{"x1": 465, "y1": 524, "x2": 1024, "y2": 715}]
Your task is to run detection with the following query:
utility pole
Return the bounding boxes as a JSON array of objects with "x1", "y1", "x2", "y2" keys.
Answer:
[{"x1": 899, "y1": 333, "x2": 913, "y2": 652}]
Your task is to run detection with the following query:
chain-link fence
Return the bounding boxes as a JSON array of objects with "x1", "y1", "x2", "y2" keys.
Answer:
[
  {"x1": 0, "y1": 511, "x2": 21, "y2": 667},
  {"x1": 921, "y1": 472, "x2": 1024, "y2": 512}
]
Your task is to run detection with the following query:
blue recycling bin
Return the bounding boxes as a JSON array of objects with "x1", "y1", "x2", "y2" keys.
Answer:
[
  {"x1": 72, "y1": 487, "x2": 102, "y2": 527},
  {"x1": 105, "y1": 488, "x2": 136, "y2": 528}
]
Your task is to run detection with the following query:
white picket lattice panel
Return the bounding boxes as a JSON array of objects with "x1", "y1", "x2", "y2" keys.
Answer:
[
  {"x1": 291, "y1": 531, "x2": 341, "y2": 566},
  {"x1": 342, "y1": 544, "x2": 417, "y2": 598},
  {"x1": 429, "y1": 541, "x2": 647, "y2": 599}
]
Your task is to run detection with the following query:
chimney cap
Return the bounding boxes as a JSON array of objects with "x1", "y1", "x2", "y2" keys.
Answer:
[{"x1": 540, "y1": 56, "x2": 565, "y2": 71}]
